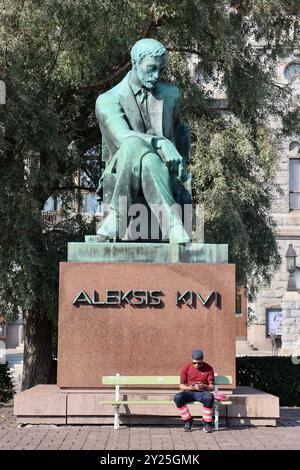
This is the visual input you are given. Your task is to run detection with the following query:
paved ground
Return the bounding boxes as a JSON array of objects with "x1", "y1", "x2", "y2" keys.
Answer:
[{"x1": 1, "y1": 402, "x2": 300, "y2": 450}]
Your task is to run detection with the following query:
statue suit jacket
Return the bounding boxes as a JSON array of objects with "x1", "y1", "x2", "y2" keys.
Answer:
[{"x1": 95, "y1": 70, "x2": 189, "y2": 200}]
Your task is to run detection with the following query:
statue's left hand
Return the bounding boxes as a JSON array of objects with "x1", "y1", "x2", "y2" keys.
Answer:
[
  {"x1": 156, "y1": 139, "x2": 183, "y2": 175},
  {"x1": 178, "y1": 163, "x2": 190, "y2": 183}
]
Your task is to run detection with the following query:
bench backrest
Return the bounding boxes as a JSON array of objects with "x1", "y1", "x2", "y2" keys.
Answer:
[{"x1": 102, "y1": 375, "x2": 232, "y2": 386}]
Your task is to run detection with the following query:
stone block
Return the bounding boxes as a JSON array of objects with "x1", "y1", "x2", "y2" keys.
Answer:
[
  {"x1": 14, "y1": 385, "x2": 67, "y2": 422},
  {"x1": 290, "y1": 310, "x2": 300, "y2": 317},
  {"x1": 228, "y1": 418, "x2": 277, "y2": 426},
  {"x1": 68, "y1": 242, "x2": 228, "y2": 264},
  {"x1": 67, "y1": 392, "x2": 119, "y2": 416},
  {"x1": 57, "y1": 262, "x2": 236, "y2": 388},
  {"x1": 14, "y1": 385, "x2": 280, "y2": 426},
  {"x1": 17, "y1": 417, "x2": 66, "y2": 425},
  {"x1": 228, "y1": 387, "x2": 280, "y2": 419},
  {"x1": 269, "y1": 281, "x2": 285, "y2": 290}
]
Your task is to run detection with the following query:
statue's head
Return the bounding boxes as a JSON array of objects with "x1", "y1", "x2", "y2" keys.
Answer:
[{"x1": 130, "y1": 38, "x2": 167, "y2": 90}]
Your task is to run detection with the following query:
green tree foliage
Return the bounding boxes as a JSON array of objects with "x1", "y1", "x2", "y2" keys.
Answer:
[
  {"x1": 191, "y1": 118, "x2": 280, "y2": 296},
  {"x1": 0, "y1": 0, "x2": 299, "y2": 386},
  {"x1": 237, "y1": 357, "x2": 300, "y2": 406},
  {"x1": 0, "y1": 363, "x2": 14, "y2": 402}
]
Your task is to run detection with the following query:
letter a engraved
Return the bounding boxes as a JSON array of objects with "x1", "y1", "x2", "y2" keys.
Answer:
[{"x1": 72, "y1": 290, "x2": 92, "y2": 305}]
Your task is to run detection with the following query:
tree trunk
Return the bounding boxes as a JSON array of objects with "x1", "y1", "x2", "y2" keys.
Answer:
[{"x1": 21, "y1": 308, "x2": 53, "y2": 391}]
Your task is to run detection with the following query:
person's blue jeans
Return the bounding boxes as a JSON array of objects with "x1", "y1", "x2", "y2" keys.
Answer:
[{"x1": 174, "y1": 390, "x2": 214, "y2": 409}]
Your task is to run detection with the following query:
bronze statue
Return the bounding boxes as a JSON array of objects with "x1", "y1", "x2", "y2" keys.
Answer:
[{"x1": 96, "y1": 38, "x2": 191, "y2": 243}]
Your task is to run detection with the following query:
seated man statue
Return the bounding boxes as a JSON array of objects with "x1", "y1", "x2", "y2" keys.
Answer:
[{"x1": 95, "y1": 38, "x2": 191, "y2": 243}]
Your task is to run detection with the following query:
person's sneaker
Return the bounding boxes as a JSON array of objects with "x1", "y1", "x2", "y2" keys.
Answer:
[
  {"x1": 183, "y1": 417, "x2": 193, "y2": 432},
  {"x1": 203, "y1": 422, "x2": 213, "y2": 433}
]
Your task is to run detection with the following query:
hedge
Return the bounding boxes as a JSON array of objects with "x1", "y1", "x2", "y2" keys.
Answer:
[
  {"x1": 0, "y1": 363, "x2": 14, "y2": 402},
  {"x1": 236, "y1": 357, "x2": 300, "y2": 406}
]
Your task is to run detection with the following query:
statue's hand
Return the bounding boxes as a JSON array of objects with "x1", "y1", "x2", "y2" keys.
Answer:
[{"x1": 157, "y1": 139, "x2": 183, "y2": 175}]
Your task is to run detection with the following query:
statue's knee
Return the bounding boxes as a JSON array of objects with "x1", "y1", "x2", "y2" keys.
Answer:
[
  {"x1": 142, "y1": 152, "x2": 161, "y2": 173},
  {"x1": 120, "y1": 136, "x2": 149, "y2": 154}
]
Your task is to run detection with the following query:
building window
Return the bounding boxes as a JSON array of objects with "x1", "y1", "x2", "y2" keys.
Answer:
[
  {"x1": 284, "y1": 62, "x2": 300, "y2": 82},
  {"x1": 235, "y1": 291, "x2": 242, "y2": 315},
  {"x1": 0, "y1": 323, "x2": 6, "y2": 339},
  {"x1": 266, "y1": 309, "x2": 282, "y2": 337},
  {"x1": 289, "y1": 158, "x2": 300, "y2": 209},
  {"x1": 290, "y1": 141, "x2": 300, "y2": 153},
  {"x1": 294, "y1": 266, "x2": 300, "y2": 292},
  {"x1": 43, "y1": 196, "x2": 62, "y2": 211},
  {"x1": 80, "y1": 193, "x2": 98, "y2": 213}
]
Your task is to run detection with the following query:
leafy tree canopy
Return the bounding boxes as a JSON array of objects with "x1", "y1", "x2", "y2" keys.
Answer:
[{"x1": 0, "y1": 1, "x2": 299, "y2": 326}]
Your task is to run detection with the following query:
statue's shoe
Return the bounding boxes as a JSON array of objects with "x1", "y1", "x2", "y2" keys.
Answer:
[
  {"x1": 168, "y1": 223, "x2": 191, "y2": 244},
  {"x1": 97, "y1": 211, "x2": 119, "y2": 240}
]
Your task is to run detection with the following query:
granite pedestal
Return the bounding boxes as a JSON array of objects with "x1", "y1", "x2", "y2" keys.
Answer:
[{"x1": 14, "y1": 242, "x2": 279, "y2": 425}]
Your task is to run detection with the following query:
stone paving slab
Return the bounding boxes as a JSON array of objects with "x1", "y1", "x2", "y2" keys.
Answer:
[{"x1": 1, "y1": 402, "x2": 300, "y2": 450}]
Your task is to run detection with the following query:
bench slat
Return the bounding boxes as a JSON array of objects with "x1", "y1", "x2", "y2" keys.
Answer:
[
  {"x1": 99, "y1": 400, "x2": 233, "y2": 405},
  {"x1": 102, "y1": 375, "x2": 232, "y2": 386},
  {"x1": 100, "y1": 400, "x2": 176, "y2": 405},
  {"x1": 215, "y1": 375, "x2": 232, "y2": 385},
  {"x1": 102, "y1": 376, "x2": 180, "y2": 385}
]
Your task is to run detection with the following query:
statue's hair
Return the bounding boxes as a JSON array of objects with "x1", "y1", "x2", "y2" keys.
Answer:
[{"x1": 131, "y1": 38, "x2": 167, "y2": 64}]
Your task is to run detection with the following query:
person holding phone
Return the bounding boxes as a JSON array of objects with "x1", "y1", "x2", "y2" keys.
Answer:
[{"x1": 174, "y1": 350, "x2": 214, "y2": 433}]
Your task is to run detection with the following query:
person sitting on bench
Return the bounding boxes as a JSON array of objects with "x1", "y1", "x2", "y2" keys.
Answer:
[{"x1": 174, "y1": 349, "x2": 214, "y2": 433}]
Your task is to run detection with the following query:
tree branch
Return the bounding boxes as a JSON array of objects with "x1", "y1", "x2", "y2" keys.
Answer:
[
  {"x1": 46, "y1": 20, "x2": 66, "y2": 85},
  {"x1": 57, "y1": 12, "x2": 167, "y2": 110},
  {"x1": 76, "y1": 126, "x2": 100, "y2": 154},
  {"x1": 50, "y1": 185, "x2": 97, "y2": 193},
  {"x1": 167, "y1": 47, "x2": 203, "y2": 57}
]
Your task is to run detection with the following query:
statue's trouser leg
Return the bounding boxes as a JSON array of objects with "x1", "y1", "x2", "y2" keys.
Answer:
[
  {"x1": 98, "y1": 138, "x2": 152, "y2": 238},
  {"x1": 110, "y1": 137, "x2": 153, "y2": 212},
  {"x1": 141, "y1": 152, "x2": 189, "y2": 240},
  {"x1": 141, "y1": 152, "x2": 175, "y2": 206},
  {"x1": 108, "y1": 136, "x2": 189, "y2": 241}
]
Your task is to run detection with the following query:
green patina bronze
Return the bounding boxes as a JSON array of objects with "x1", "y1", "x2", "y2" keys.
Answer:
[
  {"x1": 67, "y1": 242, "x2": 228, "y2": 263},
  {"x1": 95, "y1": 38, "x2": 192, "y2": 243}
]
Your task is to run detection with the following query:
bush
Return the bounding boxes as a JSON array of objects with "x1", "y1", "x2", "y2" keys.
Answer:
[
  {"x1": 0, "y1": 363, "x2": 14, "y2": 402},
  {"x1": 237, "y1": 357, "x2": 300, "y2": 406}
]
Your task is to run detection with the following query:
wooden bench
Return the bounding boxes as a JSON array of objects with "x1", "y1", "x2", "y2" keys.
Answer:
[{"x1": 100, "y1": 374, "x2": 232, "y2": 430}]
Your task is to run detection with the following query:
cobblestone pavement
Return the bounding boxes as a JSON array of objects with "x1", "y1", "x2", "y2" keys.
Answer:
[{"x1": 1, "y1": 402, "x2": 300, "y2": 450}]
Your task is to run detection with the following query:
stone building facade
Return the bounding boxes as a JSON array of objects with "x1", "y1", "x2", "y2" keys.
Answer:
[{"x1": 248, "y1": 51, "x2": 300, "y2": 354}]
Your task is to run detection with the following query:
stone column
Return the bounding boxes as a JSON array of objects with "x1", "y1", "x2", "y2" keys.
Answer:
[{"x1": 281, "y1": 290, "x2": 300, "y2": 355}]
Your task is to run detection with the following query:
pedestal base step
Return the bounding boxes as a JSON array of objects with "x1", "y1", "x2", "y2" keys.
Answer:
[{"x1": 14, "y1": 385, "x2": 279, "y2": 426}]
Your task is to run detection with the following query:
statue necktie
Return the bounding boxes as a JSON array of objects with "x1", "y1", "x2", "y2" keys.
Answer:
[{"x1": 138, "y1": 88, "x2": 151, "y2": 131}]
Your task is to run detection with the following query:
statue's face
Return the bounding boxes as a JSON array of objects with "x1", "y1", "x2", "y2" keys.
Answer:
[{"x1": 134, "y1": 54, "x2": 166, "y2": 90}]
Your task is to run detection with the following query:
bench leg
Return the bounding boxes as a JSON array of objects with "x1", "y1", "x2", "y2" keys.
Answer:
[
  {"x1": 214, "y1": 403, "x2": 219, "y2": 431},
  {"x1": 114, "y1": 375, "x2": 120, "y2": 430},
  {"x1": 225, "y1": 404, "x2": 228, "y2": 427},
  {"x1": 114, "y1": 405, "x2": 120, "y2": 430}
]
